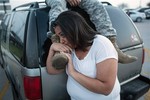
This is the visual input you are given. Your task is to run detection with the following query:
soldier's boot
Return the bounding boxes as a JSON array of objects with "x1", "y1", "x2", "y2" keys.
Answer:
[
  {"x1": 109, "y1": 36, "x2": 138, "y2": 64},
  {"x1": 51, "y1": 34, "x2": 68, "y2": 69},
  {"x1": 52, "y1": 53, "x2": 68, "y2": 70}
]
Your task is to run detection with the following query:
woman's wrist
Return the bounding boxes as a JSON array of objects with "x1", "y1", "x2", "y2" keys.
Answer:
[
  {"x1": 69, "y1": 65, "x2": 77, "y2": 78},
  {"x1": 70, "y1": 70, "x2": 76, "y2": 78}
]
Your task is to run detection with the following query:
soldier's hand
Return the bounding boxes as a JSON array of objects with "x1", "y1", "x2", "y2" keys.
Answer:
[{"x1": 67, "y1": 0, "x2": 81, "y2": 6}]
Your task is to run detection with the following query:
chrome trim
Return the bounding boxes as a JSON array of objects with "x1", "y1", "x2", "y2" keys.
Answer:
[
  {"x1": 120, "y1": 74, "x2": 140, "y2": 86},
  {"x1": 121, "y1": 44, "x2": 143, "y2": 52},
  {"x1": 21, "y1": 67, "x2": 40, "y2": 76}
]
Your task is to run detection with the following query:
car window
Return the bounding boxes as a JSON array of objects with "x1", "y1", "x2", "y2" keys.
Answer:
[
  {"x1": 9, "y1": 11, "x2": 29, "y2": 64},
  {"x1": 106, "y1": 6, "x2": 142, "y2": 48},
  {"x1": 130, "y1": 12, "x2": 135, "y2": 14},
  {"x1": 3, "y1": 14, "x2": 10, "y2": 27},
  {"x1": 1, "y1": 14, "x2": 10, "y2": 47}
]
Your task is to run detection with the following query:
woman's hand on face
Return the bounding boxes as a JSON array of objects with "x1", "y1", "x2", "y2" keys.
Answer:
[
  {"x1": 50, "y1": 43, "x2": 72, "y2": 53},
  {"x1": 67, "y1": 0, "x2": 81, "y2": 6}
]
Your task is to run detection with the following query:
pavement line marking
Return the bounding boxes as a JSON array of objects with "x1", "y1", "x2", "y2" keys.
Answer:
[
  {"x1": 144, "y1": 89, "x2": 150, "y2": 100},
  {"x1": 144, "y1": 48, "x2": 150, "y2": 100},
  {"x1": 144, "y1": 48, "x2": 150, "y2": 56},
  {"x1": 144, "y1": 48, "x2": 150, "y2": 62},
  {"x1": 0, "y1": 80, "x2": 10, "y2": 100}
]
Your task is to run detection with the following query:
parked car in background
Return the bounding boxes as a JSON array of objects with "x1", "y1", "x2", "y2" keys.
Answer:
[
  {"x1": 145, "y1": 9, "x2": 150, "y2": 19},
  {"x1": 0, "y1": 1, "x2": 150, "y2": 100},
  {"x1": 136, "y1": 7, "x2": 150, "y2": 12},
  {"x1": 134, "y1": 7, "x2": 150, "y2": 19},
  {"x1": 127, "y1": 10, "x2": 146, "y2": 22}
]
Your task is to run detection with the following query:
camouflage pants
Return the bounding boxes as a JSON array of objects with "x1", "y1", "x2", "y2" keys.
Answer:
[{"x1": 45, "y1": 0, "x2": 116, "y2": 37}]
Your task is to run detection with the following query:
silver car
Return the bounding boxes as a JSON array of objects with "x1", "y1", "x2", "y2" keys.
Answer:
[
  {"x1": 127, "y1": 11, "x2": 146, "y2": 22},
  {"x1": 0, "y1": 2, "x2": 150, "y2": 100}
]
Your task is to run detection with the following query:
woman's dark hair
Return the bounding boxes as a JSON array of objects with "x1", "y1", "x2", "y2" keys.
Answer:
[{"x1": 54, "y1": 11, "x2": 99, "y2": 51}]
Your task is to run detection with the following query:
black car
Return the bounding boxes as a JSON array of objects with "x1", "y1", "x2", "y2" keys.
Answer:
[{"x1": 145, "y1": 9, "x2": 150, "y2": 19}]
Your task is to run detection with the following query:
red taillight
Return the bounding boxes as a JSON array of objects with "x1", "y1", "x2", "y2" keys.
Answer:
[
  {"x1": 23, "y1": 76, "x2": 42, "y2": 100},
  {"x1": 142, "y1": 48, "x2": 145, "y2": 64}
]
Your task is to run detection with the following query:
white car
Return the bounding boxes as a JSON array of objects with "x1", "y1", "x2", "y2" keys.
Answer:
[
  {"x1": 134, "y1": 7, "x2": 150, "y2": 19},
  {"x1": 127, "y1": 11, "x2": 146, "y2": 22},
  {"x1": 145, "y1": 9, "x2": 150, "y2": 19}
]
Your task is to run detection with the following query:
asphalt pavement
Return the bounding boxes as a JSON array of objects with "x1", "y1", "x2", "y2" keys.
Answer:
[
  {"x1": 0, "y1": 66, "x2": 13, "y2": 100},
  {"x1": 0, "y1": 19, "x2": 150, "y2": 100},
  {"x1": 135, "y1": 19, "x2": 150, "y2": 100}
]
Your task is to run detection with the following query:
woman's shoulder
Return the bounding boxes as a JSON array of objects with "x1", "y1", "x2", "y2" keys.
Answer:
[
  {"x1": 94, "y1": 34, "x2": 115, "y2": 50},
  {"x1": 94, "y1": 35, "x2": 110, "y2": 43}
]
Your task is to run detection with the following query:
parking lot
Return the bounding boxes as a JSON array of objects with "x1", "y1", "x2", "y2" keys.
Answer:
[
  {"x1": 0, "y1": 67, "x2": 13, "y2": 100},
  {"x1": 135, "y1": 19, "x2": 150, "y2": 100},
  {"x1": 0, "y1": 19, "x2": 150, "y2": 100}
]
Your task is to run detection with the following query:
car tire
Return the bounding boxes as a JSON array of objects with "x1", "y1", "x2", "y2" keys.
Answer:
[
  {"x1": 146, "y1": 17, "x2": 150, "y2": 19},
  {"x1": 136, "y1": 17, "x2": 142, "y2": 22}
]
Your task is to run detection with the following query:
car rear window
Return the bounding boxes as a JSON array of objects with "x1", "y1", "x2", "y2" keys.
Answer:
[
  {"x1": 105, "y1": 6, "x2": 142, "y2": 49},
  {"x1": 9, "y1": 11, "x2": 29, "y2": 64}
]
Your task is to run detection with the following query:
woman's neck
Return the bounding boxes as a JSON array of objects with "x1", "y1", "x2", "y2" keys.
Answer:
[{"x1": 75, "y1": 46, "x2": 91, "y2": 60}]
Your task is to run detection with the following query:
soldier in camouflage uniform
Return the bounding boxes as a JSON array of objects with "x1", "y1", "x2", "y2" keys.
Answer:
[{"x1": 45, "y1": 0, "x2": 137, "y2": 64}]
